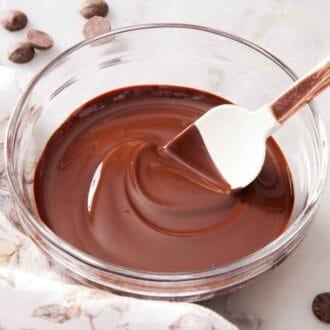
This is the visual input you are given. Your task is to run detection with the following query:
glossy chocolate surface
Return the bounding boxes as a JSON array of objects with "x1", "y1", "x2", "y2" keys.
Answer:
[{"x1": 34, "y1": 85, "x2": 294, "y2": 272}]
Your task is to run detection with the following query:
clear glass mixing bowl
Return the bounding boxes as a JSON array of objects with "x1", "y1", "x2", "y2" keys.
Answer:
[{"x1": 5, "y1": 23, "x2": 327, "y2": 301}]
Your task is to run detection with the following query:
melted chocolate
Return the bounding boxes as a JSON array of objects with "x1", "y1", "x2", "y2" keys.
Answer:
[{"x1": 34, "y1": 85, "x2": 294, "y2": 273}]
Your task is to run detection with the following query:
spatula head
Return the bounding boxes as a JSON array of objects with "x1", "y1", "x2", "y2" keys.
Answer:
[{"x1": 165, "y1": 104, "x2": 278, "y2": 192}]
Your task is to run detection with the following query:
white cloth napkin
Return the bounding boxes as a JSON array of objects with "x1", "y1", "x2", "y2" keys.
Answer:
[{"x1": 0, "y1": 265, "x2": 234, "y2": 329}]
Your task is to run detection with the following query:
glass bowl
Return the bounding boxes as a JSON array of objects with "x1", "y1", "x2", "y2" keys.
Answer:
[{"x1": 5, "y1": 23, "x2": 327, "y2": 302}]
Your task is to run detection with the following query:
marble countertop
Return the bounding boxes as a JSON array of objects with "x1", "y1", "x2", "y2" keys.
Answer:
[{"x1": 1, "y1": 0, "x2": 330, "y2": 329}]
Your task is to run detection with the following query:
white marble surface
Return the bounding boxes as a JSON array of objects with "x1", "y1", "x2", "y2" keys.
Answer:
[{"x1": 1, "y1": 0, "x2": 330, "y2": 329}]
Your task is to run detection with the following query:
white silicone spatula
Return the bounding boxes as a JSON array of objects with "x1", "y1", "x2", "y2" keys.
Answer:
[{"x1": 165, "y1": 56, "x2": 330, "y2": 192}]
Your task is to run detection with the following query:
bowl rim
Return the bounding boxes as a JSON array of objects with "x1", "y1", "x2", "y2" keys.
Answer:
[{"x1": 4, "y1": 22, "x2": 328, "y2": 282}]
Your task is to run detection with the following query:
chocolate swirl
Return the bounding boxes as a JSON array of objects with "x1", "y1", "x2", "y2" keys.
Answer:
[{"x1": 35, "y1": 85, "x2": 294, "y2": 272}]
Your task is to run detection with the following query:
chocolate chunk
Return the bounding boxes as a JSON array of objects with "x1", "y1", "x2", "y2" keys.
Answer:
[
  {"x1": 8, "y1": 42, "x2": 35, "y2": 63},
  {"x1": 83, "y1": 16, "x2": 111, "y2": 39},
  {"x1": 312, "y1": 292, "x2": 330, "y2": 323},
  {"x1": 80, "y1": 0, "x2": 109, "y2": 18},
  {"x1": 1, "y1": 10, "x2": 28, "y2": 31},
  {"x1": 27, "y1": 29, "x2": 54, "y2": 50}
]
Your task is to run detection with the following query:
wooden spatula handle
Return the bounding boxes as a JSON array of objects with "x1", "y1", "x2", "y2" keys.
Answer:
[{"x1": 271, "y1": 56, "x2": 330, "y2": 123}]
